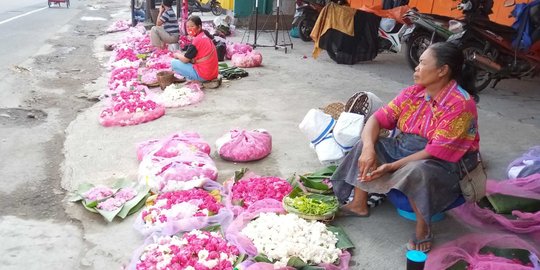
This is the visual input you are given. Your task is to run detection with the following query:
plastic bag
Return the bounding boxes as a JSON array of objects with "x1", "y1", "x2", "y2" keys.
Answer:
[
  {"x1": 136, "y1": 132, "x2": 211, "y2": 161},
  {"x1": 216, "y1": 129, "x2": 272, "y2": 162},
  {"x1": 314, "y1": 135, "x2": 345, "y2": 165},
  {"x1": 333, "y1": 112, "x2": 364, "y2": 151},
  {"x1": 226, "y1": 43, "x2": 253, "y2": 60},
  {"x1": 231, "y1": 51, "x2": 263, "y2": 68},
  {"x1": 138, "y1": 152, "x2": 218, "y2": 193},
  {"x1": 299, "y1": 109, "x2": 336, "y2": 145},
  {"x1": 507, "y1": 146, "x2": 540, "y2": 179}
]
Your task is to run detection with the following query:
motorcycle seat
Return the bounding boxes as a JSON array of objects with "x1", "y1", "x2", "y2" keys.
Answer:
[{"x1": 471, "y1": 17, "x2": 516, "y2": 41}]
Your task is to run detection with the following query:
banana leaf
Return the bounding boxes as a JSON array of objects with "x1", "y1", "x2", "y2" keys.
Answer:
[
  {"x1": 234, "y1": 253, "x2": 247, "y2": 267},
  {"x1": 234, "y1": 168, "x2": 249, "y2": 183},
  {"x1": 287, "y1": 257, "x2": 307, "y2": 268},
  {"x1": 200, "y1": 224, "x2": 221, "y2": 232},
  {"x1": 327, "y1": 226, "x2": 355, "y2": 250},
  {"x1": 283, "y1": 187, "x2": 338, "y2": 217},
  {"x1": 486, "y1": 193, "x2": 540, "y2": 214},
  {"x1": 117, "y1": 185, "x2": 151, "y2": 219},
  {"x1": 254, "y1": 254, "x2": 272, "y2": 263},
  {"x1": 96, "y1": 205, "x2": 124, "y2": 223}
]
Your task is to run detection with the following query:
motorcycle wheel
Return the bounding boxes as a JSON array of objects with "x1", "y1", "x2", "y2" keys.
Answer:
[
  {"x1": 404, "y1": 31, "x2": 432, "y2": 70},
  {"x1": 211, "y1": 3, "x2": 224, "y2": 16},
  {"x1": 462, "y1": 43, "x2": 492, "y2": 92},
  {"x1": 298, "y1": 16, "x2": 315, "y2": 42}
]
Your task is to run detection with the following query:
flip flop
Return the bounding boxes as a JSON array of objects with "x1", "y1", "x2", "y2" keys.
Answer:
[
  {"x1": 336, "y1": 206, "x2": 370, "y2": 218},
  {"x1": 406, "y1": 232, "x2": 433, "y2": 253}
]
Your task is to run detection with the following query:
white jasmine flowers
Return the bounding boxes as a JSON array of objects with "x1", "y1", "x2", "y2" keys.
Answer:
[{"x1": 241, "y1": 213, "x2": 341, "y2": 267}]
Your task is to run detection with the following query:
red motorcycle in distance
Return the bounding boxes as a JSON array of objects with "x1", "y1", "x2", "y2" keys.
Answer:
[{"x1": 448, "y1": 0, "x2": 540, "y2": 91}]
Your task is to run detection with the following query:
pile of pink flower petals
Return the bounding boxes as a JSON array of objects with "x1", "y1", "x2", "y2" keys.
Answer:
[
  {"x1": 108, "y1": 67, "x2": 139, "y2": 91},
  {"x1": 97, "y1": 187, "x2": 137, "y2": 211},
  {"x1": 99, "y1": 88, "x2": 165, "y2": 127},
  {"x1": 106, "y1": 20, "x2": 131, "y2": 33},
  {"x1": 137, "y1": 132, "x2": 217, "y2": 193},
  {"x1": 140, "y1": 189, "x2": 223, "y2": 227},
  {"x1": 132, "y1": 230, "x2": 240, "y2": 270},
  {"x1": 231, "y1": 176, "x2": 292, "y2": 208}
]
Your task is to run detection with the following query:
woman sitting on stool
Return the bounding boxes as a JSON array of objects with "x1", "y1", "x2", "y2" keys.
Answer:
[
  {"x1": 171, "y1": 16, "x2": 219, "y2": 82},
  {"x1": 330, "y1": 42, "x2": 481, "y2": 253}
]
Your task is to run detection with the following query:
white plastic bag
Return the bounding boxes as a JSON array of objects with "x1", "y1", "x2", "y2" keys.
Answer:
[
  {"x1": 314, "y1": 135, "x2": 345, "y2": 165},
  {"x1": 333, "y1": 112, "x2": 364, "y2": 151},
  {"x1": 298, "y1": 109, "x2": 336, "y2": 145}
]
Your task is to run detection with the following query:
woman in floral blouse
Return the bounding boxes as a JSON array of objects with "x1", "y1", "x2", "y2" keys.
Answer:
[{"x1": 331, "y1": 42, "x2": 481, "y2": 252}]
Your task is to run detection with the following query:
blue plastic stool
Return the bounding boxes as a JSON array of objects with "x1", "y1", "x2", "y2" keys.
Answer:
[{"x1": 387, "y1": 189, "x2": 465, "y2": 223}]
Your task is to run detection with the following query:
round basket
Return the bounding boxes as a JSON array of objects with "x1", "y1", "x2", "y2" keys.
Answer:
[
  {"x1": 344, "y1": 92, "x2": 370, "y2": 116},
  {"x1": 157, "y1": 71, "x2": 176, "y2": 90},
  {"x1": 321, "y1": 102, "x2": 345, "y2": 120}
]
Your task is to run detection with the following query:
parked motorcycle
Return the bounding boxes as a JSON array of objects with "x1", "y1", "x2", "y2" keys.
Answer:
[
  {"x1": 378, "y1": 19, "x2": 414, "y2": 53},
  {"x1": 188, "y1": 0, "x2": 224, "y2": 16},
  {"x1": 402, "y1": 0, "x2": 493, "y2": 70},
  {"x1": 448, "y1": 0, "x2": 540, "y2": 92},
  {"x1": 292, "y1": 0, "x2": 327, "y2": 41}
]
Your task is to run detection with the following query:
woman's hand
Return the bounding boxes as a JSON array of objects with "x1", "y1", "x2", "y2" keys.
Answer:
[
  {"x1": 358, "y1": 145, "x2": 378, "y2": 182},
  {"x1": 366, "y1": 163, "x2": 396, "y2": 180},
  {"x1": 173, "y1": 52, "x2": 183, "y2": 59}
]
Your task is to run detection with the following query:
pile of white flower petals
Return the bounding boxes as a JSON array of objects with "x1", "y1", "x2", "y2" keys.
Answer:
[{"x1": 241, "y1": 213, "x2": 341, "y2": 267}]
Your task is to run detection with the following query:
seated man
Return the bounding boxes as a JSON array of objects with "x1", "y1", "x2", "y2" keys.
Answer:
[{"x1": 150, "y1": 0, "x2": 179, "y2": 49}]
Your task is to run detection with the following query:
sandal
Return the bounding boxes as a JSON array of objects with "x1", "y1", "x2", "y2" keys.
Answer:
[{"x1": 406, "y1": 232, "x2": 433, "y2": 253}]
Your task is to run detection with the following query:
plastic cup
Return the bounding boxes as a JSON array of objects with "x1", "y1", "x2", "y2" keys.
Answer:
[{"x1": 406, "y1": 250, "x2": 427, "y2": 270}]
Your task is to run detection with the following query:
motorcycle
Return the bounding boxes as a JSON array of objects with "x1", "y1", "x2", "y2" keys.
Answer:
[
  {"x1": 188, "y1": 0, "x2": 224, "y2": 16},
  {"x1": 378, "y1": 19, "x2": 414, "y2": 53},
  {"x1": 292, "y1": 0, "x2": 327, "y2": 42},
  {"x1": 402, "y1": 0, "x2": 493, "y2": 70},
  {"x1": 448, "y1": 0, "x2": 540, "y2": 91}
]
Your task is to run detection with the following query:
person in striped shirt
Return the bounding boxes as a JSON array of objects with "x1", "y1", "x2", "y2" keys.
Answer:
[{"x1": 150, "y1": 0, "x2": 180, "y2": 49}]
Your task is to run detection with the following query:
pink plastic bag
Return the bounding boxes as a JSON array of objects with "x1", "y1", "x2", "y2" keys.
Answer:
[
  {"x1": 426, "y1": 233, "x2": 540, "y2": 270},
  {"x1": 138, "y1": 151, "x2": 218, "y2": 193},
  {"x1": 226, "y1": 43, "x2": 253, "y2": 60},
  {"x1": 136, "y1": 132, "x2": 211, "y2": 161},
  {"x1": 231, "y1": 51, "x2": 263, "y2": 68},
  {"x1": 216, "y1": 129, "x2": 272, "y2": 162}
]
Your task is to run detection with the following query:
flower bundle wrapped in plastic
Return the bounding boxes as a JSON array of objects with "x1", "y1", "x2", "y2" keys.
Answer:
[
  {"x1": 128, "y1": 230, "x2": 241, "y2": 270},
  {"x1": 69, "y1": 179, "x2": 151, "y2": 222},
  {"x1": 231, "y1": 51, "x2": 263, "y2": 68},
  {"x1": 158, "y1": 82, "x2": 204, "y2": 108},
  {"x1": 216, "y1": 129, "x2": 272, "y2": 162},
  {"x1": 106, "y1": 19, "x2": 131, "y2": 33},
  {"x1": 134, "y1": 188, "x2": 229, "y2": 235},
  {"x1": 108, "y1": 67, "x2": 139, "y2": 91},
  {"x1": 138, "y1": 151, "x2": 218, "y2": 193},
  {"x1": 99, "y1": 88, "x2": 165, "y2": 127},
  {"x1": 136, "y1": 132, "x2": 212, "y2": 161},
  {"x1": 226, "y1": 43, "x2": 253, "y2": 60},
  {"x1": 230, "y1": 176, "x2": 292, "y2": 209}
]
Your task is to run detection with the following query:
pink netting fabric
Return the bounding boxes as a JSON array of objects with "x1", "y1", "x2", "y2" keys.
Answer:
[
  {"x1": 226, "y1": 43, "x2": 253, "y2": 60},
  {"x1": 426, "y1": 233, "x2": 540, "y2": 270},
  {"x1": 136, "y1": 132, "x2": 211, "y2": 161},
  {"x1": 451, "y1": 174, "x2": 540, "y2": 240},
  {"x1": 231, "y1": 51, "x2": 263, "y2": 68}
]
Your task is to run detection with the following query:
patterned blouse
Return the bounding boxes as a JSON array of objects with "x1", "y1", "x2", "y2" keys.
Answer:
[{"x1": 374, "y1": 80, "x2": 480, "y2": 162}]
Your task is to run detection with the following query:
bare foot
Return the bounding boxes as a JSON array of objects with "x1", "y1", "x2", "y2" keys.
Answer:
[
  {"x1": 340, "y1": 203, "x2": 369, "y2": 217},
  {"x1": 408, "y1": 227, "x2": 433, "y2": 252}
]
